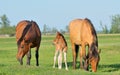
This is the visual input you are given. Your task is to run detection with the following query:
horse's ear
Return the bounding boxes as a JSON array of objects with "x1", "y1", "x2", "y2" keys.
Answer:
[
  {"x1": 23, "y1": 38, "x2": 26, "y2": 41},
  {"x1": 98, "y1": 49, "x2": 101, "y2": 54},
  {"x1": 95, "y1": 46, "x2": 101, "y2": 54},
  {"x1": 57, "y1": 31, "x2": 62, "y2": 36},
  {"x1": 56, "y1": 31, "x2": 58, "y2": 35},
  {"x1": 57, "y1": 31, "x2": 60, "y2": 34}
]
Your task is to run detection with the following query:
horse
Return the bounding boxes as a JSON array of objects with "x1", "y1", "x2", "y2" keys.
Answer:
[
  {"x1": 52, "y1": 32, "x2": 68, "y2": 70},
  {"x1": 16, "y1": 20, "x2": 41, "y2": 66},
  {"x1": 69, "y1": 18, "x2": 100, "y2": 72}
]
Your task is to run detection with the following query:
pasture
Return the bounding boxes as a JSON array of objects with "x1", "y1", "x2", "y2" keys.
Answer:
[{"x1": 0, "y1": 34, "x2": 120, "y2": 75}]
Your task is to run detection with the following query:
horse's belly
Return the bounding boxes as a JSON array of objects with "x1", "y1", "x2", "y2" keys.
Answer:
[{"x1": 71, "y1": 37, "x2": 81, "y2": 45}]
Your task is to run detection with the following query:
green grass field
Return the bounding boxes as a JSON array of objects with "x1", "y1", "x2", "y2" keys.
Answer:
[{"x1": 0, "y1": 34, "x2": 120, "y2": 75}]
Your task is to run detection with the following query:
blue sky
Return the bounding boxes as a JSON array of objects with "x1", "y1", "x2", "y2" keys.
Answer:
[{"x1": 0, "y1": 0, "x2": 120, "y2": 31}]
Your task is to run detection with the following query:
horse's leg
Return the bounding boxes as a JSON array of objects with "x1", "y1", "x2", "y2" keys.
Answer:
[
  {"x1": 53, "y1": 50, "x2": 58, "y2": 68},
  {"x1": 72, "y1": 44, "x2": 77, "y2": 69},
  {"x1": 26, "y1": 49, "x2": 31, "y2": 65},
  {"x1": 63, "y1": 51, "x2": 68, "y2": 70},
  {"x1": 58, "y1": 50, "x2": 62, "y2": 69},
  {"x1": 84, "y1": 45, "x2": 89, "y2": 71},
  {"x1": 35, "y1": 46, "x2": 39, "y2": 66},
  {"x1": 80, "y1": 45, "x2": 86, "y2": 69}
]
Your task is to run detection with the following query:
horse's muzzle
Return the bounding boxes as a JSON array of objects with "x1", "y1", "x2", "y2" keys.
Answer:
[{"x1": 17, "y1": 57, "x2": 23, "y2": 65}]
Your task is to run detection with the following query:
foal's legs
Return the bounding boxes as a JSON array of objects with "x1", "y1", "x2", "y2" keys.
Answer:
[
  {"x1": 58, "y1": 50, "x2": 62, "y2": 69},
  {"x1": 53, "y1": 50, "x2": 59, "y2": 68},
  {"x1": 27, "y1": 49, "x2": 31, "y2": 65},
  {"x1": 63, "y1": 51, "x2": 68, "y2": 70}
]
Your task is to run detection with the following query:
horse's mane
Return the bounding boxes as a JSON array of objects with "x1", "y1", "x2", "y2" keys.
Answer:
[
  {"x1": 84, "y1": 18, "x2": 98, "y2": 47},
  {"x1": 84, "y1": 18, "x2": 99, "y2": 59},
  {"x1": 86, "y1": 43, "x2": 99, "y2": 63},
  {"x1": 17, "y1": 21, "x2": 32, "y2": 46}
]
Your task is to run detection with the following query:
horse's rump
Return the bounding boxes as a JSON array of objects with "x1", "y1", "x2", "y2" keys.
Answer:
[
  {"x1": 69, "y1": 18, "x2": 97, "y2": 45},
  {"x1": 16, "y1": 20, "x2": 41, "y2": 46},
  {"x1": 16, "y1": 20, "x2": 31, "y2": 43}
]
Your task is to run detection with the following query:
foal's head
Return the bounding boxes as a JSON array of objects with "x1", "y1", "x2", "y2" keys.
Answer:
[{"x1": 53, "y1": 32, "x2": 61, "y2": 45}]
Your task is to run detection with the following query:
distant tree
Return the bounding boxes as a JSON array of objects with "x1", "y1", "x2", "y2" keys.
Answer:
[
  {"x1": 0, "y1": 26, "x2": 15, "y2": 35},
  {"x1": 60, "y1": 29, "x2": 65, "y2": 34},
  {"x1": 43, "y1": 24, "x2": 47, "y2": 35},
  {"x1": 65, "y1": 25, "x2": 69, "y2": 33},
  {"x1": 110, "y1": 14, "x2": 120, "y2": 33},
  {"x1": 43, "y1": 24, "x2": 49, "y2": 35},
  {"x1": 100, "y1": 21, "x2": 109, "y2": 34},
  {"x1": 0, "y1": 14, "x2": 10, "y2": 28},
  {"x1": 51, "y1": 27, "x2": 58, "y2": 33},
  {"x1": 0, "y1": 14, "x2": 15, "y2": 36}
]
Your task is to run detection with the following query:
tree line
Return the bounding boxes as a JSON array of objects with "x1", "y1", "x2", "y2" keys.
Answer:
[
  {"x1": 42, "y1": 24, "x2": 68, "y2": 35},
  {"x1": 0, "y1": 14, "x2": 120, "y2": 36},
  {"x1": 0, "y1": 14, "x2": 15, "y2": 36},
  {"x1": 100, "y1": 14, "x2": 120, "y2": 34}
]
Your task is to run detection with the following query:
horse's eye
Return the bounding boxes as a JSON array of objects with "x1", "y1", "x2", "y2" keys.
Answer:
[{"x1": 21, "y1": 45, "x2": 24, "y2": 48}]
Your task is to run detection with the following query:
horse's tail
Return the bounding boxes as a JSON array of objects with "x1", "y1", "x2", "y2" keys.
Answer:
[{"x1": 75, "y1": 45, "x2": 79, "y2": 59}]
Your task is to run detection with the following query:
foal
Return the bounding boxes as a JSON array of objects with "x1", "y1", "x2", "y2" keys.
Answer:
[{"x1": 53, "y1": 32, "x2": 68, "y2": 70}]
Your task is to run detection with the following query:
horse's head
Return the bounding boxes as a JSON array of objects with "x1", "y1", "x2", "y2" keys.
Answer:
[
  {"x1": 16, "y1": 38, "x2": 30, "y2": 65},
  {"x1": 84, "y1": 45, "x2": 101, "y2": 72},
  {"x1": 90, "y1": 49, "x2": 101, "y2": 72}
]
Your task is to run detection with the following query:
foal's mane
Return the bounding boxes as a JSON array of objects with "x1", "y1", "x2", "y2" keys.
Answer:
[{"x1": 57, "y1": 32, "x2": 67, "y2": 46}]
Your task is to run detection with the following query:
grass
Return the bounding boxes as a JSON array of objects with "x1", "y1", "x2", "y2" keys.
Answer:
[{"x1": 0, "y1": 34, "x2": 120, "y2": 75}]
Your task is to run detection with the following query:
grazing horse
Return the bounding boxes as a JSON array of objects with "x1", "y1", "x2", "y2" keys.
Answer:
[
  {"x1": 53, "y1": 32, "x2": 68, "y2": 70},
  {"x1": 16, "y1": 20, "x2": 41, "y2": 66},
  {"x1": 69, "y1": 18, "x2": 100, "y2": 72}
]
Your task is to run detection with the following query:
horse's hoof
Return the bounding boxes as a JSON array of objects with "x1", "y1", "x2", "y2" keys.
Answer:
[
  {"x1": 53, "y1": 66, "x2": 55, "y2": 68},
  {"x1": 58, "y1": 67, "x2": 62, "y2": 69},
  {"x1": 66, "y1": 68, "x2": 68, "y2": 71}
]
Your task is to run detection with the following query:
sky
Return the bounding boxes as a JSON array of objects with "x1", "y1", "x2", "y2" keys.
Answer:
[{"x1": 0, "y1": 0, "x2": 120, "y2": 31}]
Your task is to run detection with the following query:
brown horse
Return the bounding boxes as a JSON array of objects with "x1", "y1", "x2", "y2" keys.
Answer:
[
  {"x1": 53, "y1": 32, "x2": 68, "y2": 70},
  {"x1": 69, "y1": 18, "x2": 100, "y2": 72},
  {"x1": 16, "y1": 20, "x2": 41, "y2": 66}
]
